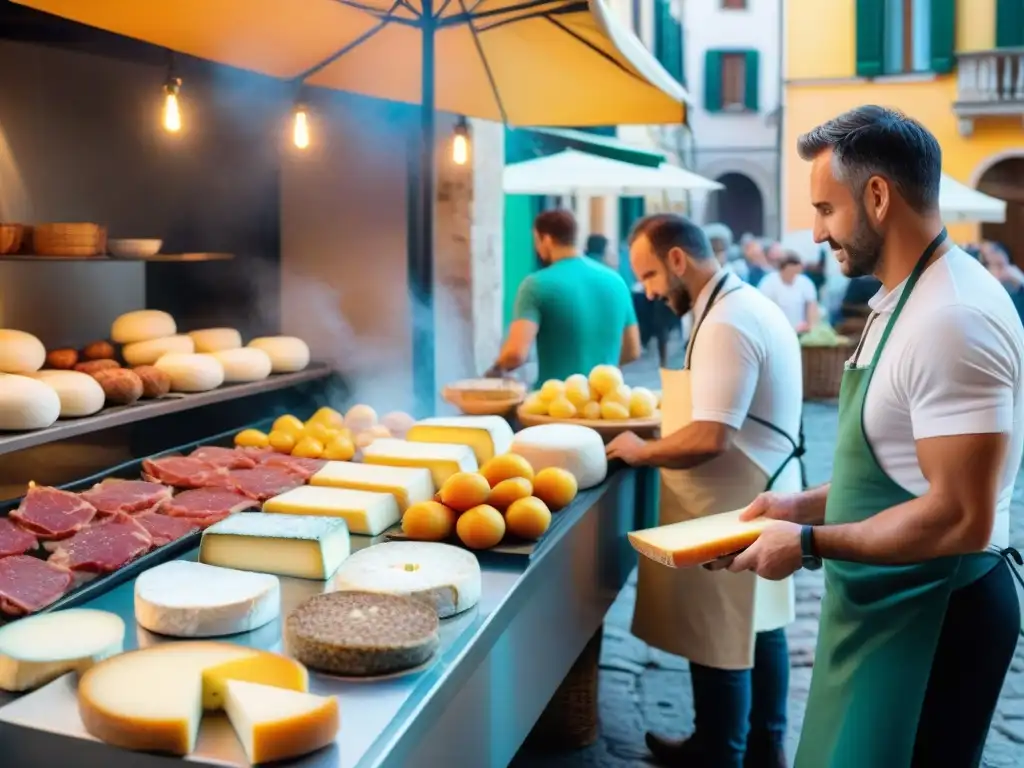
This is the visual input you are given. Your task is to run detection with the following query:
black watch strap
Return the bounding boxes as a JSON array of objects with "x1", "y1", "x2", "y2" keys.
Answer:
[{"x1": 801, "y1": 525, "x2": 823, "y2": 571}]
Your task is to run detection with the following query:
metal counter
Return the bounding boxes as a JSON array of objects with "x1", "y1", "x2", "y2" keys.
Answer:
[{"x1": 0, "y1": 465, "x2": 657, "y2": 768}]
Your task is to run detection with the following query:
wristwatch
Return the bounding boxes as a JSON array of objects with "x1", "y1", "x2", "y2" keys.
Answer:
[{"x1": 800, "y1": 525, "x2": 823, "y2": 571}]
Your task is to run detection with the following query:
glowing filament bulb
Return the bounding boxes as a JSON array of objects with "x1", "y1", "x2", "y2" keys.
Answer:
[
  {"x1": 293, "y1": 108, "x2": 310, "y2": 149},
  {"x1": 163, "y1": 82, "x2": 181, "y2": 133},
  {"x1": 452, "y1": 133, "x2": 469, "y2": 165}
]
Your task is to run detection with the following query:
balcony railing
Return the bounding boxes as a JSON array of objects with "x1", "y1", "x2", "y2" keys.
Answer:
[{"x1": 954, "y1": 48, "x2": 1024, "y2": 135}]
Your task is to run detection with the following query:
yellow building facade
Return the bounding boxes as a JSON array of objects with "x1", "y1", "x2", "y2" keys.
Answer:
[{"x1": 783, "y1": 0, "x2": 1024, "y2": 254}]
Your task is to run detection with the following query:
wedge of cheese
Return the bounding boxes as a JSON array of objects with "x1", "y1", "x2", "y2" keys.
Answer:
[
  {"x1": 362, "y1": 438, "x2": 477, "y2": 487},
  {"x1": 264, "y1": 485, "x2": 400, "y2": 536},
  {"x1": 627, "y1": 509, "x2": 773, "y2": 569},
  {"x1": 309, "y1": 461, "x2": 435, "y2": 510},
  {"x1": 199, "y1": 513, "x2": 351, "y2": 580},
  {"x1": 405, "y1": 416, "x2": 514, "y2": 464},
  {"x1": 224, "y1": 680, "x2": 339, "y2": 764}
]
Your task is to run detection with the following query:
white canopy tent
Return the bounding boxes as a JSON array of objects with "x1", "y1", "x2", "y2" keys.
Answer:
[{"x1": 939, "y1": 174, "x2": 1006, "y2": 223}]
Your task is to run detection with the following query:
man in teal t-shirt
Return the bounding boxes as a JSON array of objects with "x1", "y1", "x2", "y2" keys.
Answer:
[{"x1": 487, "y1": 210, "x2": 640, "y2": 383}]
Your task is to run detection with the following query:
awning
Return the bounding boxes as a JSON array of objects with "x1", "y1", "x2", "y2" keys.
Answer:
[
  {"x1": 515, "y1": 127, "x2": 666, "y2": 167},
  {"x1": 940, "y1": 174, "x2": 1006, "y2": 223}
]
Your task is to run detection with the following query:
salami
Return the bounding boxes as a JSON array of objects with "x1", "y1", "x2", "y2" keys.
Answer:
[
  {"x1": 189, "y1": 446, "x2": 258, "y2": 470},
  {"x1": 80, "y1": 480, "x2": 173, "y2": 516},
  {"x1": 0, "y1": 518, "x2": 38, "y2": 558},
  {"x1": 142, "y1": 457, "x2": 232, "y2": 489},
  {"x1": 9, "y1": 487, "x2": 97, "y2": 540},
  {"x1": 47, "y1": 512, "x2": 153, "y2": 573},
  {"x1": 0, "y1": 555, "x2": 73, "y2": 616},
  {"x1": 228, "y1": 467, "x2": 306, "y2": 501}
]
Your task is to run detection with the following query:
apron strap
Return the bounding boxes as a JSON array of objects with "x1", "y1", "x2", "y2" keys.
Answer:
[
  {"x1": 986, "y1": 545, "x2": 1024, "y2": 636},
  {"x1": 747, "y1": 413, "x2": 809, "y2": 490},
  {"x1": 683, "y1": 274, "x2": 743, "y2": 370}
]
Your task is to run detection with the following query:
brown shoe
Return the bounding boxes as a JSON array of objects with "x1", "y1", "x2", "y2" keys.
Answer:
[{"x1": 644, "y1": 732, "x2": 709, "y2": 767}]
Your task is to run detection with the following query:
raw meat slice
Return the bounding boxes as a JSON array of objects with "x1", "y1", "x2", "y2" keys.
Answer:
[
  {"x1": 9, "y1": 487, "x2": 97, "y2": 540},
  {"x1": 142, "y1": 457, "x2": 232, "y2": 490},
  {"x1": 80, "y1": 480, "x2": 173, "y2": 516},
  {"x1": 260, "y1": 454, "x2": 327, "y2": 479},
  {"x1": 135, "y1": 513, "x2": 199, "y2": 546},
  {"x1": 160, "y1": 488, "x2": 257, "y2": 518},
  {"x1": 228, "y1": 467, "x2": 306, "y2": 502},
  {"x1": 47, "y1": 513, "x2": 153, "y2": 573},
  {"x1": 189, "y1": 446, "x2": 258, "y2": 470},
  {"x1": 0, "y1": 555, "x2": 73, "y2": 616},
  {"x1": 0, "y1": 518, "x2": 38, "y2": 558}
]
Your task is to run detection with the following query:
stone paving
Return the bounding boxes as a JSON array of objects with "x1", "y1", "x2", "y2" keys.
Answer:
[{"x1": 512, "y1": 344, "x2": 1024, "y2": 768}]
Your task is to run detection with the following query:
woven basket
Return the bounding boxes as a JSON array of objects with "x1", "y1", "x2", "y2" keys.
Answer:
[
  {"x1": 0, "y1": 224, "x2": 25, "y2": 255},
  {"x1": 442, "y1": 378, "x2": 526, "y2": 415},
  {"x1": 802, "y1": 343, "x2": 853, "y2": 400},
  {"x1": 525, "y1": 626, "x2": 603, "y2": 751},
  {"x1": 32, "y1": 223, "x2": 105, "y2": 257}
]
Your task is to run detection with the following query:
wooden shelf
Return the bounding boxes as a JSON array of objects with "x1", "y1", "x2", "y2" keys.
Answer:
[
  {"x1": 0, "y1": 363, "x2": 332, "y2": 457},
  {"x1": 0, "y1": 253, "x2": 234, "y2": 263}
]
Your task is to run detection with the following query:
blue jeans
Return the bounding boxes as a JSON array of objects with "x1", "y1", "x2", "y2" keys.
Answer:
[{"x1": 689, "y1": 628, "x2": 789, "y2": 768}]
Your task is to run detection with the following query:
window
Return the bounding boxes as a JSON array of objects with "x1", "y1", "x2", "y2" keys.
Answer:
[
  {"x1": 721, "y1": 53, "x2": 746, "y2": 107},
  {"x1": 855, "y1": 0, "x2": 955, "y2": 76},
  {"x1": 654, "y1": 0, "x2": 685, "y2": 85},
  {"x1": 882, "y1": 0, "x2": 930, "y2": 74},
  {"x1": 632, "y1": 0, "x2": 641, "y2": 35},
  {"x1": 704, "y1": 50, "x2": 759, "y2": 112},
  {"x1": 996, "y1": 0, "x2": 1024, "y2": 48},
  {"x1": 722, "y1": 0, "x2": 747, "y2": 8}
]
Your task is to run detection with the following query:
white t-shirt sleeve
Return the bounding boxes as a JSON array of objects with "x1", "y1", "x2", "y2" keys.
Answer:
[
  {"x1": 689, "y1": 320, "x2": 760, "y2": 429},
  {"x1": 902, "y1": 304, "x2": 1017, "y2": 439},
  {"x1": 799, "y1": 275, "x2": 817, "y2": 303}
]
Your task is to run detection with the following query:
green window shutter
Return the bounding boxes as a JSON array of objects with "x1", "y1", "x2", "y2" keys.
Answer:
[
  {"x1": 929, "y1": 0, "x2": 956, "y2": 73},
  {"x1": 705, "y1": 50, "x2": 723, "y2": 111},
  {"x1": 654, "y1": 0, "x2": 666, "y2": 63},
  {"x1": 855, "y1": 0, "x2": 886, "y2": 76},
  {"x1": 996, "y1": 0, "x2": 1024, "y2": 48},
  {"x1": 743, "y1": 50, "x2": 759, "y2": 111},
  {"x1": 679, "y1": 19, "x2": 686, "y2": 85}
]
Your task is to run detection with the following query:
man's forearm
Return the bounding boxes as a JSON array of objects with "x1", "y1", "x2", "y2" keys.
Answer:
[
  {"x1": 794, "y1": 483, "x2": 829, "y2": 525},
  {"x1": 638, "y1": 422, "x2": 729, "y2": 470}
]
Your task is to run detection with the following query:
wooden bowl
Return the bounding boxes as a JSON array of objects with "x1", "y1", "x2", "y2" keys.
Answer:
[
  {"x1": 0, "y1": 224, "x2": 25, "y2": 255},
  {"x1": 516, "y1": 405, "x2": 661, "y2": 441}
]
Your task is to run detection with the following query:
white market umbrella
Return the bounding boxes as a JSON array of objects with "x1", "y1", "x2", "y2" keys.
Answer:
[{"x1": 939, "y1": 174, "x2": 1006, "y2": 223}]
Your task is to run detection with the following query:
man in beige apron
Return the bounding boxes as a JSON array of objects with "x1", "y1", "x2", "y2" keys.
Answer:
[{"x1": 607, "y1": 214, "x2": 804, "y2": 768}]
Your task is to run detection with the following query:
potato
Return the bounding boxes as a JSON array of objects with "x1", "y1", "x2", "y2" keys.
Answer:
[
  {"x1": 92, "y1": 368, "x2": 143, "y2": 405},
  {"x1": 82, "y1": 340, "x2": 116, "y2": 361},
  {"x1": 132, "y1": 365, "x2": 171, "y2": 399},
  {"x1": 74, "y1": 359, "x2": 120, "y2": 375},
  {"x1": 45, "y1": 348, "x2": 79, "y2": 370}
]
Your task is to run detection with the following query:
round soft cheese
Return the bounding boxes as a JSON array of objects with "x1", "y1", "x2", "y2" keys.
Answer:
[
  {"x1": 247, "y1": 336, "x2": 310, "y2": 373},
  {"x1": 0, "y1": 374, "x2": 61, "y2": 430},
  {"x1": 122, "y1": 335, "x2": 195, "y2": 366},
  {"x1": 209, "y1": 348, "x2": 272, "y2": 383},
  {"x1": 381, "y1": 411, "x2": 415, "y2": 438},
  {"x1": 344, "y1": 404, "x2": 377, "y2": 432},
  {"x1": 155, "y1": 353, "x2": 225, "y2": 392},
  {"x1": 111, "y1": 310, "x2": 177, "y2": 344},
  {"x1": 510, "y1": 423, "x2": 607, "y2": 489},
  {"x1": 189, "y1": 328, "x2": 242, "y2": 353},
  {"x1": 332, "y1": 541, "x2": 481, "y2": 618},
  {"x1": 0, "y1": 329, "x2": 46, "y2": 374},
  {"x1": 134, "y1": 561, "x2": 281, "y2": 638},
  {"x1": 32, "y1": 370, "x2": 105, "y2": 418}
]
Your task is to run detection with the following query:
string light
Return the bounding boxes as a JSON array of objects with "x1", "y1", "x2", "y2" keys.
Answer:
[
  {"x1": 452, "y1": 116, "x2": 470, "y2": 165},
  {"x1": 292, "y1": 104, "x2": 310, "y2": 149},
  {"x1": 163, "y1": 75, "x2": 182, "y2": 133}
]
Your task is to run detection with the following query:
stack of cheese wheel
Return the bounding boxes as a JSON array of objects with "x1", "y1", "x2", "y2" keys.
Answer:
[
  {"x1": 112, "y1": 310, "x2": 227, "y2": 393},
  {"x1": 190, "y1": 328, "x2": 273, "y2": 384},
  {"x1": 247, "y1": 336, "x2": 310, "y2": 374},
  {"x1": 0, "y1": 329, "x2": 62, "y2": 430}
]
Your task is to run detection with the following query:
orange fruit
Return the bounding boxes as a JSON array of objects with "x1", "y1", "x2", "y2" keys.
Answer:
[
  {"x1": 532, "y1": 467, "x2": 578, "y2": 510},
  {"x1": 479, "y1": 453, "x2": 535, "y2": 487},
  {"x1": 321, "y1": 434, "x2": 356, "y2": 461},
  {"x1": 456, "y1": 504, "x2": 505, "y2": 550},
  {"x1": 291, "y1": 436, "x2": 324, "y2": 459},
  {"x1": 439, "y1": 472, "x2": 491, "y2": 512},
  {"x1": 402, "y1": 501, "x2": 457, "y2": 541},
  {"x1": 268, "y1": 429, "x2": 297, "y2": 454},
  {"x1": 271, "y1": 414, "x2": 304, "y2": 435},
  {"x1": 505, "y1": 496, "x2": 552, "y2": 541},
  {"x1": 488, "y1": 477, "x2": 533, "y2": 511}
]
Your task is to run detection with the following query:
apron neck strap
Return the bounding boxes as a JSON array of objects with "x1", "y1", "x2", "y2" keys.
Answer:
[{"x1": 684, "y1": 272, "x2": 733, "y2": 369}]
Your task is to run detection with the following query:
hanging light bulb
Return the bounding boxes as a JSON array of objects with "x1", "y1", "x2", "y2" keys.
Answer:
[
  {"x1": 293, "y1": 104, "x2": 310, "y2": 150},
  {"x1": 163, "y1": 76, "x2": 182, "y2": 133},
  {"x1": 452, "y1": 116, "x2": 470, "y2": 165}
]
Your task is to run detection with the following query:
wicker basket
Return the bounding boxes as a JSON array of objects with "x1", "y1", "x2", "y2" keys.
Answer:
[
  {"x1": 32, "y1": 223, "x2": 105, "y2": 257},
  {"x1": 0, "y1": 224, "x2": 25, "y2": 255},
  {"x1": 802, "y1": 343, "x2": 853, "y2": 400},
  {"x1": 442, "y1": 378, "x2": 526, "y2": 416}
]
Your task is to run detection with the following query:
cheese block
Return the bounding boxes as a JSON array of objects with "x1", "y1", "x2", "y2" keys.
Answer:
[
  {"x1": 332, "y1": 541, "x2": 481, "y2": 618},
  {"x1": 286, "y1": 591, "x2": 439, "y2": 677},
  {"x1": 362, "y1": 438, "x2": 477, "y2": 487},
  {"x1": 202, "y1": 652, "x2": 308, "y2": 710},
  {"x1": 0, "y1": 609, "x2": 124, "y2": 692},
  {"x1": 199, "y1": 513, "x2": 351, "y2": 580},
  {"x1": 209, "y1": 347, "x2": 272, "y2": 383},
  {"x1": 247, "y1": 336, "x2": 310, "y2": 373},
  {"x1": 0, "y1": 329, "x2": 46, "y2": 373},
  {"x1": 0, "y1": 374, "x2": 61, "y2": 431},
  {"x1": 406, "y1": 415, "x2": 514, "y2": 464},
  {"x1": 189, "y1": 327, "x2": 242, "y2": 353},
  {"x1": 309, "y1": 461, "x2": 435, "y2": 510},
  {"x1": 264, "y1": 485, "x2": 400, "y2": 536},
  {"x1": 134, "y1": 560, "x2": 281, "y2": 638},
  {"x1": 628, "y1": 508, "x2": 773, "y2": 568},
  {"x1": 33, "y1": 370, "x2": 105, "y2": 418},
  {"x1": 224, "y1": 680, "x2": 339, "y2": 764},
  {"x1": 154, "y1": 352, "x2": 225, "y2": 392},
  {"x1": 111, "y1": 309, "x2": 176, "y2": 344},
  {"x1": 122, "y1": 335, "x2": 195, "y2": 366},
  {"x1": 510, "y1": 424, "x2": 607, "y2": 489}
]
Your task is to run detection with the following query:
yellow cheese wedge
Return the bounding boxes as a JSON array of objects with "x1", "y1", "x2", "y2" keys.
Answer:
[
  {"x1": 263, "y1": 485, "x2": 401, "y2": 536},
  {"x1": 362, "y1": 438, "x2": 478, "y2": 487},
  {"x1": 627, "y1": 509, "x2": 773, "y2": 569},
  {"x1": 309, "y1": 461, "x2": 435, "y2": 510},
  {"x1": 224, "y1": 680, "x2": 339, "y2": 764},
  {"x1": 405, "y1": 416, "x2": 514, "y2": 464},
  {"x1": 202, "y1": 652, "x2": 309, "y2": 710}
]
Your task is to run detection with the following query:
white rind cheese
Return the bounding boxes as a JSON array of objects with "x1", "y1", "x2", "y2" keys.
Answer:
[
  {"x1": 111, "y1": 310, "x2": 177, "y2": 344},
  {"x1": 264, "y1": 485, "x2": 400, "y2": 536},
  {"x1": 310, "y1": 461, "x2": 435, "y2": 510},
  {"x1": 0, "y1": 609, "x2": 125, "y2": 692},
  {"x1": 209, "y1": 348, "x2": 272, "y2": 383},
  {"x1": 189, "y1": 328, "x2": 243, "y2": 353},
  {"x1": 122, "y1": 335, "x2": 195, "y2": 366},
  {"x1": 134, "y1": 561, "x2": 280, "y2": 638},
  {"x1": 332, "y1": 541, "x2": 481, "y2": 618},
  {"x1": 0, "y1": 374, "x2": 61, "y2": 431},
  {"x1": 511, "y1": 424, "x2": 607, "y2": 489},
  {"x1": 33, "y1": 370, "x2": 105, "y2": 418},
  {"x1": 344, "y1": 404, "x2": 377, "y2": 432},
  {"x1": 406, "y1": 415, "x2": 514, "y2": 464},
  {"x1": 362, "y1": 438, "x2": 478, "y2": 486},
  {"x1": 155, "y1": 352, "x2": 225, "y2": 392},
  {"x1": 247, "y1": 336, "x2": 310, "y2": 373},
  {"x1": 0, "y1": 329, "x2": 46, "y2": 373}
]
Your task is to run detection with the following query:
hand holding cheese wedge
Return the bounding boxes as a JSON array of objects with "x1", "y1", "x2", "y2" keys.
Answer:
[{"x1": 628, "y1": 508, "x2": 775, "y2": 569}]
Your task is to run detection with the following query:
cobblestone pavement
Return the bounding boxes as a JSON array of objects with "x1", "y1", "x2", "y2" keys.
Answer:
[{"x1": 512, "y1": 345, "x2": 1024, "y2": 768}]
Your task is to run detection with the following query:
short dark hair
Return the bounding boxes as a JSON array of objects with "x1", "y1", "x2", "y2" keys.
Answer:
[
  {"x1": 585, "y1": 234, "x2": 608, "y2": 256},
  {"x1": 629, "y1": 213, "x2": 714, "y2": 261},
  {"x1": 534, "y1": 210, "x2": 577, "y2": 247},
  {"x1": 780, "y1": 252, "x2": 803, "y2": 268},
  {"x1": 796, "y1": 105, "x2": 941, "y2": 213}
]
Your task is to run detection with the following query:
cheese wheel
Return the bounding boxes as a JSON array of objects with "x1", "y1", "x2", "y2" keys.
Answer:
[
  {"x1": 32, "y1": 370, "x2": 105, "y2": 418},
  {"x1": 154, "y1": 353, "x2": 225, "y2": 392},
  {"x1": 247, "y1": 336, "x2": 310, "y2": 373},
  {"x1": 122, "y1": 335, "x2": 195, "y2": 366},
  {"x1": 110, "y1": 310, "x2": 177, "y2": 344},
  {"x1": 0, "y1": 329, "x2": 46, "y2": 374},
  {"x1": 510, "y1": 424, "x2": 607, "y2": 489},
  {"x1": 0, "y1": 374, "x2": 61, "y2": 430},
  {"x1": 188, "y1": 328, "x2": 242, "y2": 353},
  {"x1": 209, "y1": 348, "x2": 272, "y2": 383}
]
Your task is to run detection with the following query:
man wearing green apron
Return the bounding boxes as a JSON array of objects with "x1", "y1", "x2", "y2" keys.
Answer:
[{"x1": 731, "y1": 106, "x2": 1024, "y2": 766}]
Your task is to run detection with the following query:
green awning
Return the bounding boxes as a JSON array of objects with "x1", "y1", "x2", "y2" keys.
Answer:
[{"x1": 507, "y1": 126, "x2": 665, "y2": 168}]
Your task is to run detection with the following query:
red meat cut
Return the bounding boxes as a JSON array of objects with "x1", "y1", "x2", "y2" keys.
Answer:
[
  {"x1": 0, "y1": 555, "x2": 73, "y2": 616},
  {"x1": 189, "y1": 446, "x2": 258, "y2": 470},
  {"x1": 228, "y1": 466, "x2": 306, "y2": 501},
  {"x1": 160, "y1": 488, "x2": 258, "y2": 519},
  {"x1": 260, "y1": 454, "x2": 327, "y2": 479},
  {"x1": 47, "y1": 512, "x2": 153, "y2": 573},
  {"x1": 135, "y1": 512, "x2": 199, "y2": 546},
  {"x1": 9, "y1": 486, "x2": 98, "y2": 540},
  {"x1": 80, "y1": 480, "x2": 173, "y2": 516},
  {"x1": 142, "y1": 457, "x2": 232, "y2": 489},
  {"x1": 0, "y1": 518, "x2": 38, "y2": 558}
]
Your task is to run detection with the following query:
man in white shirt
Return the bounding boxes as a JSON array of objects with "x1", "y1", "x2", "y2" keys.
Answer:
[
  {"x1": 756, "y1": 253, "x2": 820, "y2": 331},
  {"x1": 731, "y1": 105, "x2": 1024, "y2": 767}
]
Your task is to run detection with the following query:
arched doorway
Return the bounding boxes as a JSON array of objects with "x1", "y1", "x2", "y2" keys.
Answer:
[
  {"x1": 978, "y1": 157, "x2": 1024, "y2": 266},
  {"x1": 706, "y1": 172, "x2": 765, "y2": 238}
]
